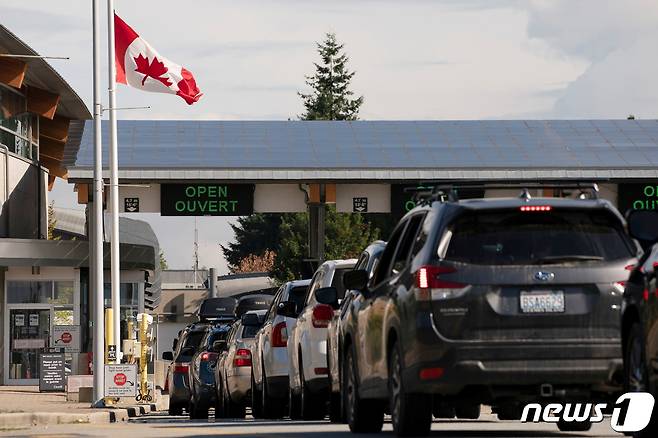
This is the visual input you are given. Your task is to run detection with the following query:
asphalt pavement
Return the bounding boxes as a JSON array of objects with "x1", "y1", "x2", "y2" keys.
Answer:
[{"x1": 0, "y1": 412, "x2": 623, "y2": 437}]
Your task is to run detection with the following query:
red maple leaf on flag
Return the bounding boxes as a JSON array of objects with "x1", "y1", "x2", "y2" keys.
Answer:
[{"x1": 133, "y1": 54, "x2": 172, "y2": 87}]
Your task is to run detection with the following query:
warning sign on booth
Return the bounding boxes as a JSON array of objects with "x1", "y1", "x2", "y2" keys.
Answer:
[
  {"x1": 104, "y1": 364, "x2": 137, "y2": 397},
  {"x1": 52, "y1": 325, "x2": 80, "y2": 353}
]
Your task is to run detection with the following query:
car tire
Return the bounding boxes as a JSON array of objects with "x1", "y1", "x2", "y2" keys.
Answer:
[
  {"x1": 289, "y1": 384, "x2": 302, "y2": 420},
  {"x1": 251, "y1": 373, "x2": 263, "y2": 419},
  {"x1": 389, "y1": 342, "x2": 432, "y2": 437},
  {"x1": 300, "y1": 356, "x2": 325, "y2": 420},
  {"x1": 329, "y1": 391, "x2": 343, "y2": 423},
  {"x1": 168, "y1": 403, "x2": 183, "y2": 416},
  {"x1": 188, "y1": 399, "x2": 208, "y2": 420},
  {"x1": 227, "y1": 394, "x2": 246, "y2": 419},
  {"x1": 262, "y1": 370, "x2": 285, "y2": 419},
  {"x1": 455, "y1": 404, "x2": 480, "y2": 420},
  {"x1": 215, "y1": 378, "x2": 227, "y2": 419},
  {"x1": 555, "y1": 419, "x2": 592, "y2": 432},
  {"x1": 344, "y1": 348, "x2": 384, "y2": 433},
  {"x1": 624, "y1": 322, "x2": 658, "y2": 438}
]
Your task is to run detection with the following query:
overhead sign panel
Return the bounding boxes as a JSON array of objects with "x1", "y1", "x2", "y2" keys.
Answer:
[
  {"x1": 618, "y1": 183, "x2": 658, "y2": 214},
  {"x1": 161, "y1": 184, "x2": 254, "y2": 216}
]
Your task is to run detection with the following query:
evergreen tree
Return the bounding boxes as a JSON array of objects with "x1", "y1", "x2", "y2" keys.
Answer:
[
  {"x1": 299, "y1": 33, "x2": 363, "y2": 121},
  {"x1": 220, "y1": 214, "x2": 283, "y2": 272}
]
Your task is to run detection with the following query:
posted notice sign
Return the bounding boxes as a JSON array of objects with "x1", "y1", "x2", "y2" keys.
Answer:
[
  {"x1": 52, "y1": 325, "x2": 80, "y2": 353},
  {"x1": 160, "y1": 184, "x2": 254, "y2": 216},
  {"x1": 39, "y1": 352, "x2": 66, "y2": 392},
  {"x1": 104, "y1": 364, "x2": 137, "y2": 397}
]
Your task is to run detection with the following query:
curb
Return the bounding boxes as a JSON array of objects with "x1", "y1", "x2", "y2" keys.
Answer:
[{"x1": 0, "y1": 404, "x2": 158, "y2": 428}]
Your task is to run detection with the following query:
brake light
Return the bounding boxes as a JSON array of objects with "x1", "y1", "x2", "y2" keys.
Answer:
[
  {"x1": 643, "y1": 289, "x2": 650, "y2": 302},
  {"x1": 419, "y1": 367, "x2": 444, "y2": 380},
  {"x1": 520, "y1": 205, "x2": 552, "y2": 212},
  {"x1": 201, "y1": 352, "x2": 218, "y2": 362},
  {"x1": 312, "y1": 304, "x2": 334, "y2": 328},
  {"x1": 272, "y1": 321, "x2": 288, "y2": 347},
  {"x1": 234, "y1": 349, "x2": 252, "y2": 367},
  {"x1": 173, "y1": 363, "x2": 189, "y2": 374},
  {"x1": 314, "y1": 367, "x2": 329, "y2": 375},
  {"x1": 415, "y1": 265, "x2": 467, "y2": 301}
]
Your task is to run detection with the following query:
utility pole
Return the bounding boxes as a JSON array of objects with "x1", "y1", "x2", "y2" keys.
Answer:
[{"x1": 91, "y1": 0, "x2": 106, "y2": 406}]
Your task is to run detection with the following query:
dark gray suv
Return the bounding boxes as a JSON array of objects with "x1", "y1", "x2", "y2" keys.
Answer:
[{"x1": 336, "y1": 187, "x2": 639, "y2": 436}]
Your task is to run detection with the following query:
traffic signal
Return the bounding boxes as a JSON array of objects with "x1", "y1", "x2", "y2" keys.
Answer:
[{"x1": 144, "y1": 271, "x2": 160, "y2": 311}]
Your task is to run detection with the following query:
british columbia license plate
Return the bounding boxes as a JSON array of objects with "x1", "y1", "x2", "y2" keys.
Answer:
[{"x1": 520, "y1": 290, "x2": 565, "y2": 313}]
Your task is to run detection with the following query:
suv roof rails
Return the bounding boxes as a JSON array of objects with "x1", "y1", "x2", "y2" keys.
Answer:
[{"x1": 408, "y1": 182, "x2": 600, "y2": 205}]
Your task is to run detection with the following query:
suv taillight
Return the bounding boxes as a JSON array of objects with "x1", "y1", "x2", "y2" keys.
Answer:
[
  {"x1": 272, "y1": 321, "x2": 288, "y2": 347},
  {"x1": 415, "y1": 265, "x2": 467, "y2": 301},
  {"x1": 312, "y1": 304, "x2": 333, "y2": 328},
  {"x1": 173, "y1": 363, "x2": 189, "y2": 374},
  {"x1": 234, "y1": 349, "x2": 252, "y2": 367}
]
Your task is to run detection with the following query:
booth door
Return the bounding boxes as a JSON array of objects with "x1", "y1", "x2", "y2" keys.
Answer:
[{"x1": 7, "y1": 308, "x2": 51, "y2": 384}]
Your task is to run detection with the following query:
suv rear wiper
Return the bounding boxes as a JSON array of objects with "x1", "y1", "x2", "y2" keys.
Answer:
[{"x1": 531, "y1": 255, "x2": 605, "y2": 264}]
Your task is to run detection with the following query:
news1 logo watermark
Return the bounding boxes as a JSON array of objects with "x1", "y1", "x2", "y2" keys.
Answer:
[{"x1": 521, "y1": 392, "x2": 655, "y2": 432}]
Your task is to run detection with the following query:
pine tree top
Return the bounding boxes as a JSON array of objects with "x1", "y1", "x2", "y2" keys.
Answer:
[{"x1": 299, "y1": 33, "x2": 364, "y2": 121}]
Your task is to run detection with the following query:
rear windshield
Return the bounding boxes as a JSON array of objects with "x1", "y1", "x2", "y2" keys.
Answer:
[
  {"x1": 288, "y1": 285, "x2": 308, "y2": 309},
  {"x1": 178, "y1": 331, "x2": 205, "y2": 358},
  {"x1": 207, "y1": 331, "x2": 227, "y2": 346},
  {"x1": 332, "y1": 268, "x2": 351, "y2": 299},
  {"x1": 444, "y1": 209, "x2": 634, "y2": 265},
  {"x1": 241, "y1": 325, "x2": 259, "y2": 338}
]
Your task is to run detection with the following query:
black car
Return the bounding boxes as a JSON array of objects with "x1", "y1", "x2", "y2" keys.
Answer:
[
  {"x1": 198, "y1": 297, "x2": 238, "y2": 322},
  {"x1": 188, "y1": 324, "x2": 231, "y2": 419},
  {"x1": 326, "y1": 240, "x2": 386, "y2": 422},
  {"x1": 235, "y1": 294, "x2": 274, "y2": 319},
  {"x1": 323, "y1": 187, "x2": 639, "y2": 436},
  {"x1": 621, "y1": 209, "x2": 658, "y2": 438},
  {"x1": 162, "y1": 323, "x2": 211, "y2": 415}
]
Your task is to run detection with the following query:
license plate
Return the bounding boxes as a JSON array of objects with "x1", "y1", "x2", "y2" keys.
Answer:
[{"x1": 520, "y1": 290, "x2": 565, "y2": 314}]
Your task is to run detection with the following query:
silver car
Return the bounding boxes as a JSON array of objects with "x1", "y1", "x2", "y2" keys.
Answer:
[
  {"x1": 251, "y1": 279, "x2": 310, "y2": 418},
  {"x1": 215, "y1": 310, "x2": 265, "y2": 418}
]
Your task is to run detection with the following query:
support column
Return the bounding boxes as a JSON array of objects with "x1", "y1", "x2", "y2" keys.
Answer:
[
  {"x1": 308, "y1": 183, "x2": 326, "y2": 268},
  {"x1": 208, "y1": 268, "x2": 216, "y2": 298}
]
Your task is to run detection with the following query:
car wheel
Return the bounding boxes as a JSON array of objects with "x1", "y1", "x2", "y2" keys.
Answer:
[
  {"x1": 625, "y1": 322, "x2": 658, "y2": 438},
  {"x1": 251, "y1": 373, "x2": 263, "y2": 419},
  {"x1": 262, "y1": 370, "x2": 285, "y2": 419},
  {"x1": 289, "y1": 383, "x2": 302, "y2": 420},
  {"x1": 227, "y1": 393, "x2": 246, "y2": 419},
  {"x1": 556, "y1": 419, "x2": 592, "y2": 432},
  {"x1": 329, "y1": 390, "x2": 343, "y2": 423},
  {"x1": 188, "y1": 398, "x2": 208, "y2": 420},
  {"x1": 215, "y1": 378, "x2": 227, "y2": 419},
  {"x1": 389, "y1": 342, "x2": 432, "y2": 437},
  {"x1": 344, "y1": 348, "x2": 384, "y2": 433},
  {"x1": 300, "y1": 356, "x2": 325, "y2": 420},
  {"x1": 168, "y1": 403, "x2": 183, "y2": 416},
  {"x1": 455, "y1": 404, "x2": 480, "y2": 420}
]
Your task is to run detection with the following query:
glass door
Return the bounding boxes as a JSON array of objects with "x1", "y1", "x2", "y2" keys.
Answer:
[{"x1": 7, "y1": 307, "x2": 51, "y2": 384}]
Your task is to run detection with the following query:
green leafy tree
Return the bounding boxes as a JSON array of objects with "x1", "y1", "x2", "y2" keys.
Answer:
[
  {"x1": 159, "y1": 250, "x2": 169, "y2": 270},
  {"x1": 272, "y1": 206, "x2": 379, "y2": 282},
  {"x1": 299, "y1": 33, "x2": 363, "y2": 121},
  {"x1": 220, "y1": 214, "x2": 283, "y2": 272}
]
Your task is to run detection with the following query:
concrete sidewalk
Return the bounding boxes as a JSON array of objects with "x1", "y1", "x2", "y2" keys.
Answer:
[{"x1": 0, "y1": 386, "x2": 165, "y2": 430}]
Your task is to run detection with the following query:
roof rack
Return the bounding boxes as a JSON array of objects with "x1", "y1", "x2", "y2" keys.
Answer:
[{"x1": 407, "y1": 182, "x2": 600, "y2": 205}]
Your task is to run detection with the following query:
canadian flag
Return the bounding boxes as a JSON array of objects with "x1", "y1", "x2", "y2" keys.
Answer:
[{"x1": 114, "y1": 13, "x2": 202, "y2": 105}]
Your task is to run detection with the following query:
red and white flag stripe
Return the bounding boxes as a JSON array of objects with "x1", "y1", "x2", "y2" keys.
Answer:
[{"x1": 114, "y1": 13, "x2": 202, "y2": 105}]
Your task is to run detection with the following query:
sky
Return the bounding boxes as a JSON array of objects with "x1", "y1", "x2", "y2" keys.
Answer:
[{"x1": 4, "y1": 0, "x2": 658, "y2": 272}]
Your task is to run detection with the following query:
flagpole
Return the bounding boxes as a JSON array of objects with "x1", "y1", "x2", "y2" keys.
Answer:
[
  {"x1": 91, "y1": 0, "x2": 106, "y2": 405},
  {"x1": 107, "y1": 0, "x2": 121, "y2": 363}
]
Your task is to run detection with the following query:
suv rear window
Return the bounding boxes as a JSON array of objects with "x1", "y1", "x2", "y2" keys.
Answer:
[
  {"x1": 241, "y1": 325, "x2": 259, "y2": 338},
  {"x1": 445, "y1": 209, "x2": 634, "y2": 265},
  {"x1": 332, "y1": 268, "x2": 351, "y2": 300}
]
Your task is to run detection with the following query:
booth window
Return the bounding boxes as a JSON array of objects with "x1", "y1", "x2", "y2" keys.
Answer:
[{"x1": 0, "y1": 85, "x2": 39, "y2": 160}]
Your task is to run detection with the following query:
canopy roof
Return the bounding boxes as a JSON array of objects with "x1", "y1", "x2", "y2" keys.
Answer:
[{"x1": 67, "y1": 119, "x2": 658, "y2": 182}]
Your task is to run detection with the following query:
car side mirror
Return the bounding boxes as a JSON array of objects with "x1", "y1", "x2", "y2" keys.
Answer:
[
  {"x1": 242, "y1": 312, "x2": 261, "y2": 327},
  {"x1": 315, "y1": 286, "x2": 338, "y2": 308},
  {"x1": 211, "y1": 340, "x2": 227, "y2": 353},
  {"x1": 172, "y1": 338, "x2": 178, "y2": 351},
  {"x1": 162, "y1": 351, "x2": 173, "y2": 361},
  {"x1": 343, "y1": 269, "x2": 369, "y2": 291},
  {"x1": 277, "y1": 301, "x2": 297, "y2": 318},
  {"x1": 628, "y1": 210, "x2": 658, "y2": 244}
]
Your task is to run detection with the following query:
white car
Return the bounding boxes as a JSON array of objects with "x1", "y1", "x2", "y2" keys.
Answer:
[
  {"x1": 286, "y1": 259, "x2": 356, "y2": 420},
  {"x1": 251, "y1": 279, "x2": 311, "y2": 419}
]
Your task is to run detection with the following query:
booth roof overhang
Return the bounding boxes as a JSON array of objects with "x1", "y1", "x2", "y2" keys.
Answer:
[{"x1": 65, "y1": 119, "x2": 658, "y2": 183}]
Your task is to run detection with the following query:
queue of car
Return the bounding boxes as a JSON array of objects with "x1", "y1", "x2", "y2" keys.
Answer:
[{"x1": 160, "y1": 185, "x2": 658, "y2": 437}]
